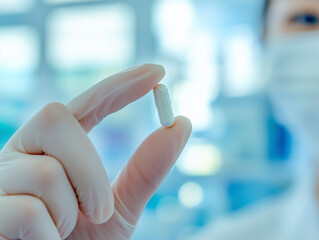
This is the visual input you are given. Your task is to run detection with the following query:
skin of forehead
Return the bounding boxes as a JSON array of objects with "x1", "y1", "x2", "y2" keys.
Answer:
[{"x1": 266, "y1": 0, "x2": 319, "y2": 40}]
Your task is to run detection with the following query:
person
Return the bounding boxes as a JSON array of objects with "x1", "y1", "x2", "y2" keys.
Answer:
[
  {"x1": 0, "y1": 64, "x2": 192, "y2": 240},
  {"x1": 1, "y1": 0, "x2": 319, "y2": 239},
  {"x1": 187, "y1": 0, "x2": 319, "y2": 239}
]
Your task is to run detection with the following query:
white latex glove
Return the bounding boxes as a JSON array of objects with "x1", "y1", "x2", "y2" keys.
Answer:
[{"x1": 0, "y1": 64, "x2": 192, "y2": 240}]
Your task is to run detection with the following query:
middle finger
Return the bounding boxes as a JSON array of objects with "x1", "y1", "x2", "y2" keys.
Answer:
[{"x1": 7, "y1": 102, "x2": 114, "y2": 224}]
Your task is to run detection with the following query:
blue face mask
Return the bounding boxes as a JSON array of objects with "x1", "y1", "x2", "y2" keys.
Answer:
[{"x1": 265, "y1": 31, "x2": 319, "y2": 149}]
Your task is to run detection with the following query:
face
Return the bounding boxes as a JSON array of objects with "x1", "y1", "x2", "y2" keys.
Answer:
[{"x1": 266, "y1": 0, "x2": 319, "y2": 40}]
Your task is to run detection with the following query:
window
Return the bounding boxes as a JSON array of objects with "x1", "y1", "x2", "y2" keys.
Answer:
[
  {"x1": 47, "y1": 4, "x2": 135, "y2": 97},
  {"x1": 0, "y1": 26, "x2": 38, "y2": 98},
  {"x1": 0, "y1": 0, "x2": 35, "y2": 14}
]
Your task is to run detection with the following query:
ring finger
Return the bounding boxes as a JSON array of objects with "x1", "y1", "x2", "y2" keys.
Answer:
[
  {"x1": 0, "y1": 153, "x2": 78, "y2": 239},
  {"x1": 0, "y1": 195, "x2": 60, "y2": 240}
]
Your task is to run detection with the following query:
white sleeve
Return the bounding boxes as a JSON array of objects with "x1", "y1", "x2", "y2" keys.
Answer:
[{"x1": 185, "y1": 197, "x2": 286, "y2": 240}]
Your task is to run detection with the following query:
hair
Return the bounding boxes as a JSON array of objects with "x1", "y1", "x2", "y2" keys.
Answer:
[
  {"x1": 262, "y1": 0, "x2": 272, "y2": 40},
  {"x1": 263, "y1": 0, "x2": 271, "y2": 22}
]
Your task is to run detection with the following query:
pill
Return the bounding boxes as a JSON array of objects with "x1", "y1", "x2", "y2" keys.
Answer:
[{"x1": 153, "y1": 84, "x2": 175, "y2": 128}]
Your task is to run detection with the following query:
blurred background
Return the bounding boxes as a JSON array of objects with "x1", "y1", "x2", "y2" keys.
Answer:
[{"x1": 0, "y1": 0, "x2": 294, "y2": 239}]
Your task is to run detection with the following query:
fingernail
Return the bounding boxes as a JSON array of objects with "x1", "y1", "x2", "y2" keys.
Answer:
[
  {"x1": 121, "y1": 64, "x2": 143, "y2": 73},
  {"x1": 100, "y1": 191, "x2": 115, "y2": 223},
  {"x1": 100, "y1": 202, "x2": 115, "y2": 223},
  {"x1": 148, "y1": 64, "x2": 166, "y2": 76},
  {"x1": 121, "y1": 64, "x2": 166, "y2": 77}
]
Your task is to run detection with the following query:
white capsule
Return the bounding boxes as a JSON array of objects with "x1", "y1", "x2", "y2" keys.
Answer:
[{"x1": 153, "y1": 84, "x2": 175, "y2": 128}]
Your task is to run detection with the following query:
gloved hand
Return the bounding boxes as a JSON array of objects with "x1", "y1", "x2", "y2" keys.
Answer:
[{"x1": 0, "y1": 64, "x2": 192, "y2": 240}]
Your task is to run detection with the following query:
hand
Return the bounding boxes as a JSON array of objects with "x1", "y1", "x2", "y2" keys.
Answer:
[{"x1": 0, "y1": 64, "x2": 192, "y2": 240}]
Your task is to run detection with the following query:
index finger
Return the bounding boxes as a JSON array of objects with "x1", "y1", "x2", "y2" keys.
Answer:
[{"x1": 67, "y1": 64, "x2": 165, "y2": 132}]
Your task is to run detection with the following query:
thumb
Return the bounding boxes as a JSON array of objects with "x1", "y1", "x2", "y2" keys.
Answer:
[{"x1": 112, "y1": 116, "x2": 192, "y2": 225}]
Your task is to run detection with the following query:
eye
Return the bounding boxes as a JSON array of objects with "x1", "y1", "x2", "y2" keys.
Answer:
[{"x1": 291, "y1": 13, "x2": 319, "y2": 25}]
